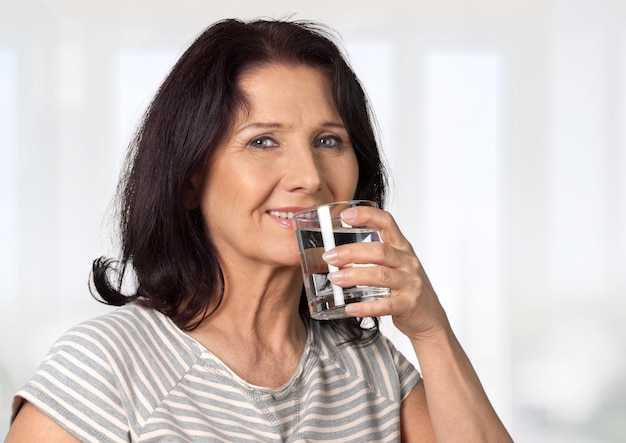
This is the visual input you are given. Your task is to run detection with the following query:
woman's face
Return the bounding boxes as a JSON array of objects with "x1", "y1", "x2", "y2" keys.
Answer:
[{"x1": 196, "y1": 63, "x2": 359, "y2": 269}]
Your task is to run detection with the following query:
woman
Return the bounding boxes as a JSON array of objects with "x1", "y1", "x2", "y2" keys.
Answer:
[{"x1": 7, "y1": 18, "x2": 512, "y2": 442}]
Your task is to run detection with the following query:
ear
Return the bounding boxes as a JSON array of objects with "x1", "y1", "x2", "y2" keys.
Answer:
[{"x1": 183, "y1": 172, "x2": 203, "y2": 209}]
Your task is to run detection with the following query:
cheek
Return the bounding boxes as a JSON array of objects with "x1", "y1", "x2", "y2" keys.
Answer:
[
  {"x1": 351, "y1": 160, "x2": 360, "y2": 191},
  {"x1": 339, "y1": 154, "x2": 359, "y2": 197},
  {"x1": 203, "y1": 160, "x2": 257, "y2": 203}
]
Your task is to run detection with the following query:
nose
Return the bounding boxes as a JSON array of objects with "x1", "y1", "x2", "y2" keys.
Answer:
[{"x1": 281, "y1": 144, "x2": 323, "y2": 194}]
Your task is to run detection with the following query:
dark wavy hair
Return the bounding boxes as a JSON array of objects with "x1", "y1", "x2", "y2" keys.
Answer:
[{"x1": 91, "y1": 18, "x2": 387, "y2": 342}]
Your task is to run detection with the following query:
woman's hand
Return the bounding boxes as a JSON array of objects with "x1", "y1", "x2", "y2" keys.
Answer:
[
  {"x1": 322, "y1": 205, "x2": 450, "y2": 342},
  {"x1": 324, "y1": 205, "x2": 514, "y2": 442}
]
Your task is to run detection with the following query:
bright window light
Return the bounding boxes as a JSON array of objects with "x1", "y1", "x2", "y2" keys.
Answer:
[{"x1": 0, "y1": 50, "x2": 18, "y2": 305}]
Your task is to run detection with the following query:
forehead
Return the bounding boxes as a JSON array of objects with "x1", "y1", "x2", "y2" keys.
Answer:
[
  {"x1": 239, "y1": 61, "x2": 331, "y2": 87},
  {"x1": 236, "y1": 63, "x2": 336, "y2": 112}
]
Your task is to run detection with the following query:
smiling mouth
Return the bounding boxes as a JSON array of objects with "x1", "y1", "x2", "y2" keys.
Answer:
[
  {"x1": 268, "y1": 210, "x2": 317, "y2": 220},
  {"x1": 268, "y1": 210, "x2": 296, "y2": 219}
]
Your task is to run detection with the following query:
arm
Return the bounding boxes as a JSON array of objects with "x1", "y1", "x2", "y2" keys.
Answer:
[
  {"x1": 400, "y1": 380, "x2": 436, "y2": 442},
  {"x1": 324, "y1": 206, "x2": 513, "y2": 442},
  {"x1": 6, "y1": 401, "x2": 80, "y2": 443},
  {"x1": 402, "y1": 327, "x2": 512, "y2": 441}
]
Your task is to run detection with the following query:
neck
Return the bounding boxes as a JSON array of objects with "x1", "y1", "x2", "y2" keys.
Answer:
[
  {"x1": 192, "y1": 262, "x2": 306, "y2": 349},
  {"x1": 187, "y1": 264, "x2": 308, "y2": 387}
]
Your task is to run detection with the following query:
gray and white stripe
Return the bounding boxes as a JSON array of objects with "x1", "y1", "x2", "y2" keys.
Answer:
[{"x1": 15, "y1": 304, "x2": 420, "y2": 442}]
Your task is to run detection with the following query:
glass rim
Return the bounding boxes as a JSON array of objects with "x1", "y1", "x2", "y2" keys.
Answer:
[{"x1": 293, "y1": 199, "x2": 378, "y2": 218}]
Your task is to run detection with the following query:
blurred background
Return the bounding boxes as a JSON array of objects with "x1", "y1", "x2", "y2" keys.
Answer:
[{"x1": 1, "y1": 0, "x2": 625, "y2": 441}]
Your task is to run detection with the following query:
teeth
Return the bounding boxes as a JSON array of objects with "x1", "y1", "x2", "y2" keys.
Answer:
[
  {"x1": 268, "y1": 209, "x2": 317, "y2": 219},
  {"x1": 269, "y1": 210, "x2": 295, "y2": 219}
]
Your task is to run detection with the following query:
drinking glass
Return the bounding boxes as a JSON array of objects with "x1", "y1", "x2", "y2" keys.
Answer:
[{"x1": 295, "y1": 200, "x2": 391, "y2": 320}]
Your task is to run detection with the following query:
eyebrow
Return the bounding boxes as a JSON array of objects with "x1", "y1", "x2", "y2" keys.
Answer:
[
  {"x1": 235, "y1": 121, "x2": 347, "y2": 134},
  {"x1": 235, "y1": 123, "x2": 281, "y2": 134}
]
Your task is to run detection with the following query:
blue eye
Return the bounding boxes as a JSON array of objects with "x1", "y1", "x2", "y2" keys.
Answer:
[
  {"x1": 250, "y1": 136, "x2": 278, "y2": 148},
  {"x1": 316, "y1": 135, "x2": 342, "y2": 148}
]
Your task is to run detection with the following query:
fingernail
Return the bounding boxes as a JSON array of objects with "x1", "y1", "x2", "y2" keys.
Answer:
[
  {"x1": 327, "y1": 270, "x2": 346, "y2": 283},
  {"x1": 345, "y1": 304, "x2": 360, "y2": 314},
  {"x1": 322, "y1": 250, "x2": 337, "y2": 261},
  {"x1": 341, "y1": 208, "x2": 357, "y2": 221}
]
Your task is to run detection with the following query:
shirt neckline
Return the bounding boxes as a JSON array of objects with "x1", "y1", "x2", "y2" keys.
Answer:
[{"x1": 150, "y1": 305, "x2": 317, "y2": 396}]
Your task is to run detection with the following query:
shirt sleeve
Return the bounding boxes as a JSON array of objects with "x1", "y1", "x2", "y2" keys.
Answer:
[
  {"x1": 12, "y1": 321, "x2": 130, "y2": 443},
  {"x1": 382, "y1": 334, "x2": 422, "y2": 401}
]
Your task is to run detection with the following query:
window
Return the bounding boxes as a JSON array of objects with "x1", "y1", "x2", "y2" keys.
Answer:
[
  {"x1": 0, "y1": 50, "x2": 18, "y2": 306},
  {"x1": 423, "y1": 52, "x2": 510, "y2": 419},
  {"x1": 114, "y1": 51, "x2": 179, "y2": 157}
]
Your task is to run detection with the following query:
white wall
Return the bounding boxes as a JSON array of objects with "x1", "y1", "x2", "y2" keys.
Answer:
[{"x1": 1, "y1": 1, "x2": 625, "y2": 441}]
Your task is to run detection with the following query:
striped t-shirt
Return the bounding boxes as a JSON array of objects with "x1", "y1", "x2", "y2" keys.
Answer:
[{"x1": 13, "y1": 304, "x2": 420, "y2": 442}]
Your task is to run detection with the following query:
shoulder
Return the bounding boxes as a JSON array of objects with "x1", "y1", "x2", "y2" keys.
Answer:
[
  {"x1": 49, "y1": 303, "x2": 199, "y2": 375},
  {"x1": 310, "y1": 321, "x2": 420, "y2": 400},
  {"x1": 311, "y1": 320, "x2": 405, "y2": 368},
  {"x1": 13, "y1": 304, "x2": 201, "y2": 441}
]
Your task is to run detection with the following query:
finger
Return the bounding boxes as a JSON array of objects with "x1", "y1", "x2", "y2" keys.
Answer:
[
  {"x1": 322, "y1": 240, "x2": 405, "y2": 269},
  {"x1": 340, "y1": 206, "x2": 413, "y2": 252},
  {"x1": 344, "y1": 293, "x2": 401, "y2": 318},
  {"x1": 327, "y1": 264, "x2": 401, "y2": 290}
]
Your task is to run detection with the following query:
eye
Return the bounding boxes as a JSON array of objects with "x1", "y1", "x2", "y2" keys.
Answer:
[
  {"x1": 249, "y1": 136, "x2": 279, "y2": 149},
  {"x1": 315, "y1": 134, "x2": 342, "y2": 148}
]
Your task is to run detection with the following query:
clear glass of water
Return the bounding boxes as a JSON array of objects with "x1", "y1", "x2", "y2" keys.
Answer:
[{"x1": 294, "y1": 200, "x2": 391, "y2": 320}]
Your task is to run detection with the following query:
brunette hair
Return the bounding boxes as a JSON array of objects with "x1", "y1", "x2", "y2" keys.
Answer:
[{"x1": 91, "y1": 18, "x2": 387, "y2": 342}]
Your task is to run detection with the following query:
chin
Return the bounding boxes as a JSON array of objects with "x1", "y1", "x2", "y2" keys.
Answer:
[{"x1": 280, "y1": 251, "x2": 303, "y2": 268}]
